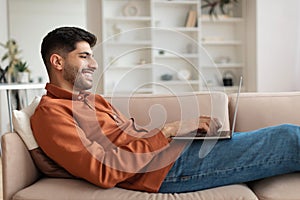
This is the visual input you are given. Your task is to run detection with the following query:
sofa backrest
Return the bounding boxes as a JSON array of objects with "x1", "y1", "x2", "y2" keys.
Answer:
[
  {"x1": 229, "y1": 92, "x2": 300, "y2": 132},
  {"x1": 105, "y1": 92, "x2": 230, "y2": 131}
]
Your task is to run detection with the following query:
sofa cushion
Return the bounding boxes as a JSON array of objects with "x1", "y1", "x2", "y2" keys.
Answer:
[
  {"x1": 249, "y1": 173, "x2": 300, "y2": 200},
  {"x1": 13, "y1": 178, "x2": 258, "y2": 200},
  {"x1": 12, "y1": 96, "x2": 41, "y2": 150},
  {"x1": 12, "y1": 96, "x2": 72, "y2": 178},
  {"x1": 228, "y1": 92, "x2": 300, "y2": 132}
]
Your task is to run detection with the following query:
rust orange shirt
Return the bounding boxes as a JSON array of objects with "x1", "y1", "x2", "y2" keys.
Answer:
[{"x1": 31, "y1": 83, "x2": 185, "y2": 192}]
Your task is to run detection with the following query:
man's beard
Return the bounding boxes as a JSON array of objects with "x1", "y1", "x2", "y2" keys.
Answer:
[{"x1": 63, "y1": 64, "x2": 93, "y2": 91}]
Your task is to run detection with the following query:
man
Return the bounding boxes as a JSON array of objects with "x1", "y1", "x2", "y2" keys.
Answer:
[{"x1": 31, "y1": 27, "x2": 300, "y2": 193}]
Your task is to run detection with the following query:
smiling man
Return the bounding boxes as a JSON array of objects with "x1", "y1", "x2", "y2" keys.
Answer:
[
  {"x1": 31, "y1": 26, "x2": 200, "y2": 192},
  {"x1": 31, "y1": 27, "x2": 300, "y2": 194}
]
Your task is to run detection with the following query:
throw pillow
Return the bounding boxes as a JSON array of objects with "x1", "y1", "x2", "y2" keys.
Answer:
[{"x1": 12, "y1": 96, "x2": 73, "y2": 178}]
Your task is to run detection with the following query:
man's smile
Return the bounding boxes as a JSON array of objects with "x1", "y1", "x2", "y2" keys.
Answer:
[{"x1": 81, "y1": 68, "x2": 94, "y2": 81}]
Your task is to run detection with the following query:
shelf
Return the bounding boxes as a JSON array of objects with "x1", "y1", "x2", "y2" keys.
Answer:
[
  {"x1": 201, "y1": 86, "x2": 244, "y2": 93},
  {"x1": 201, "y1": 16, "x2": 244, "y2": 23},
  {"x1": 106, "y1": 41, "x2": 152, "y2": 46},
  {"x1": 101, "y1": 0, "x2": 247, "y2": 95},
  {"x1": 107, "y1": 88, "x2": 153, "y2": 94},
  {"x1": 107, "y1": 65, "x2": 152, "y2": 70},
  {"x1": 201, "y1": 63, "x2": 244, "y2": 68},
  {"x1": 105, "y1": 17, "x2": 151, "y2": 22},
  {"x1": 201, "y1": 40, "x2": 243, "y2": 45},
  {"x1": 157, "y1": 80, "x2": 199, "y2": 85},
  {"x1": 170, "y1": 27, "x2": 198, "y2": 32},
  {"x1": 154, "y1": 0, "x2": 199, "y2": 5},
  {"x1": 0, "y1": 83, "x2": 45, "y2": 90},
  {"x1": 155, "y1": 54, "x2": 198, "y2": 59}
]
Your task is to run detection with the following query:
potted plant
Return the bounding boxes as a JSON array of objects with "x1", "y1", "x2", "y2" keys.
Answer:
[
  {"x1": 0, "y1": 39, "x2": 22, "y2": 83},
  {"x1": 201, "y1": 0, "x2": 239, "y2": 18},
  {"x1": 15, "y1": 60, "x2": 30, "y2": 83}
]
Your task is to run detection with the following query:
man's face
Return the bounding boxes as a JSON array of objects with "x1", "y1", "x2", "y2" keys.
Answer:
[{"x1": 63, "y1": 41, "x2": 98, "y2": 91}]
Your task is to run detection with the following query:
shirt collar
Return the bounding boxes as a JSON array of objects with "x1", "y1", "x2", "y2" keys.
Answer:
[{"x1": 45, "y1": 83, "x2": 91, "y2": 100}]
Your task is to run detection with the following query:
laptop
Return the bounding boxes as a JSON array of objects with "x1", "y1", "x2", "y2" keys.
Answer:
[{"x1": 172, "y1": 76, "x2": 243, "y2": 140}]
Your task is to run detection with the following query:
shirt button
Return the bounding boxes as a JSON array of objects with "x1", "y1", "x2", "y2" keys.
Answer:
[{"x1": 113, "y1": 115, "x2": 117, "y2": 119}]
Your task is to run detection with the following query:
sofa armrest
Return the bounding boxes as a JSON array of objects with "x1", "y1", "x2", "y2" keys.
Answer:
[
  {"x1": 1, "y1": 132, "x2": 40, "y2": 200},
  {"x1": 228, "y1": 92, "x2": 300, "y2": 132}
]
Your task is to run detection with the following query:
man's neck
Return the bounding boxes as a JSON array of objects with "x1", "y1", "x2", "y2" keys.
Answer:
[{"x1": 49, "y1": 81, "x2": 80, "y2": 95}]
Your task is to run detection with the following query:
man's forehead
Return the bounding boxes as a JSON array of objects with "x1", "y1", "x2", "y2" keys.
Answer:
[{"x1": 73, "y1": 41, "x2": 93, "y2": 52}]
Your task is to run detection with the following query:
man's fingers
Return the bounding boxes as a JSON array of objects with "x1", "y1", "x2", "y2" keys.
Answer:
[
  {"x1": 213, "y1": 118, "x2": 222, "y2": 130},
  {"x1": 202, "y1": 122, "x2": 210, "y2": 131},
  {"x1": 207, "y1": 118, "x2": 222, "y2": 135}
]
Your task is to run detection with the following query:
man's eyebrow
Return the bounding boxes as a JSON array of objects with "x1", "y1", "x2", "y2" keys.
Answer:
[{"x1": 78, "y1": 52, "x2": 93, "y2": 56}]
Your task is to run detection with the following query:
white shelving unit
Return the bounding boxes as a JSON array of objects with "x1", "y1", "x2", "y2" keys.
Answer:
[
  {"x1": 100, "y1": 0, "x2": 247, "y2": 95},
  {"x1": 199, "y1": 0, "x2": 246, "y2": 91}
]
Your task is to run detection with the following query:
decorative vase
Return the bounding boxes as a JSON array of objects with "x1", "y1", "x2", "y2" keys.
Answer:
[
  {"x1": 17, "y1": 72, "x2": 30, "y2": 83},
  {"x1": 177, "y1": 69, "x2": 191, "y2": 81}
]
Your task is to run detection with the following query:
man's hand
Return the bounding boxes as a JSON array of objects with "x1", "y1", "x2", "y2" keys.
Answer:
[
  {"x1": 198, "y1": 116, "x2": 223, "y2": 136},
  {"x1": 161, "y1": 116, "x2": 222, "y2": 138}
]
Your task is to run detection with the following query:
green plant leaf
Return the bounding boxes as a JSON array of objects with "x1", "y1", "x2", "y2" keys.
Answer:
[
  {"x1": 1, "y1": 53, "x2": 8, "y2": 62},
  {"x1": 14, "y1": 60, "x2": 29, "y2": 72}
]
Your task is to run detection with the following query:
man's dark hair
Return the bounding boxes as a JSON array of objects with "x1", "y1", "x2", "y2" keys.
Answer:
[{"x1": 41, "y1": 27, "x2": 97, "y2": 73}]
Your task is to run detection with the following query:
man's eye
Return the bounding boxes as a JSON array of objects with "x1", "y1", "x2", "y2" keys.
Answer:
[{"x1": 80, "y1": 56, "x2": 87, "y2": 59}]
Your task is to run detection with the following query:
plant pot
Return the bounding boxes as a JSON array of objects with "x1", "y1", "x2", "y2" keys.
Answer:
[{"x1": 17, "y1": 72, "x2": 30, "y2": 83}]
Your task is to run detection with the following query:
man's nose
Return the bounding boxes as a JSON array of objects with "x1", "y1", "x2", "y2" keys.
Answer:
[{"x1": 89, "y1": 57, "x2": 98, "y2": 69}]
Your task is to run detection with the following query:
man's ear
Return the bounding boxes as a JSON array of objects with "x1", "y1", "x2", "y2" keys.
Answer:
[{"x1": 49, "y1": 54, "x2": 64, "y2": 70}]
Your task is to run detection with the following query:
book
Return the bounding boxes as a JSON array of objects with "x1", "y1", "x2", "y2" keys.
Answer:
[{"x1": 185, "y1": 10, "x2": 197, "y2": 27}]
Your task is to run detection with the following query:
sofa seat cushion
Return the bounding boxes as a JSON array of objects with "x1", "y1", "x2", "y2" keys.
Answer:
[
  {"x1": 13, "y1": 178, "x2": 258, "y2": 200},
  {"x1": 250, "y1": 173, "x2": 300, "y2": 200}
]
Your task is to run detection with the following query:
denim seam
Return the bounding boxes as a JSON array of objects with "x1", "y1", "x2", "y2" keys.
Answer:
[{"x1": 164, "y1": 158, "x2": 299, "y2": 182}]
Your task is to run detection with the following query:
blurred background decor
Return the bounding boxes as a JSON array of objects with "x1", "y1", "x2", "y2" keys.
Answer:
[
  {"x1": 0, "y1": 39, "x2": 31, "y2": 84},
  {"x1": 201, "y1": 0, "x2": 239, "y2": 17},
  {"x1": 0, "y1": 65, "x2": 8, "y2": 83},
  {"x1": 15, "y1": 60, "x2": 30, "y2": 83},
  {"x1": 0, "y1": 39, "x2": 22, "y2": 83}
]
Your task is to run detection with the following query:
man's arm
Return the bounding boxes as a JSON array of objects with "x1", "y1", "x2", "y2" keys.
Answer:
[{"x1": 31, "y1": 105, "x2": 170, "y2": 189}]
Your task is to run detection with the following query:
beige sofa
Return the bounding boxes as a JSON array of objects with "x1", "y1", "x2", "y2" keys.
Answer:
[{"x1": 2, "y1": 92, "x2": 300, "y2": 200}]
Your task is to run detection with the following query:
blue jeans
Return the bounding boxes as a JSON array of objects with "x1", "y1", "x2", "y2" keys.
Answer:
[{"x1": 159, "y1": 124, "x2": 300, "y2": 193}]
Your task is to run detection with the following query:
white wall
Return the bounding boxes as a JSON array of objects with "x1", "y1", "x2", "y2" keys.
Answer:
[
  {"x1": 0, "y1": 0, "x2": 88, "y2": 134},
  {"x1": 0, "y1": 0, "x2": 8, "y2": 44},
  {"x1": 0, "y1": 0, "x2": 9, "y2": 134},
  {"x1": 9, "y1": 0, "x2": 87, "y2": 83},
  {"x1": 256, "y1": 0, "x2": 300, "y2": 92}
]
